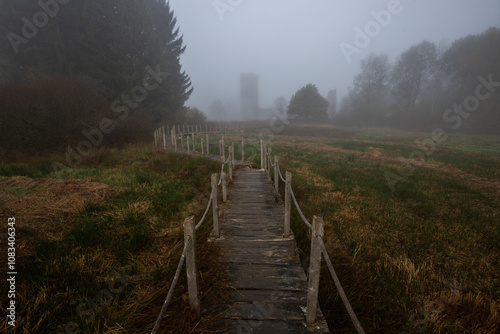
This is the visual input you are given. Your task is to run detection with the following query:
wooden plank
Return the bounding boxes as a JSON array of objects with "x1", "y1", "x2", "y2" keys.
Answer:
[
  {"x1": 216, "y1": 169, "x2": 330, "y2": 333},
  {"x1": 226, "y1": 319, "x2": 331, "y2": 334}
]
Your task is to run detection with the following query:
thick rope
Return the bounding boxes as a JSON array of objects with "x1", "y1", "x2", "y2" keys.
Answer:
[
  {"x1": 317, "y1": 238, "x2": 365, "y2": 334},
  {"x1": 289, "y1": 187, "x2": 312, "y2": 229},
  {"x1": 195, "y1": 191, "x2": 214, "y2": 230},
  {"x1": 151, "y1": 246, "x2": 187, "y2": 334}
]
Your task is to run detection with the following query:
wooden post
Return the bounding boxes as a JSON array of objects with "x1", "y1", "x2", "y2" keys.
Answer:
[
  {"x1": 162, "y1": 126, "x2": 167, "y2": 150},
  {"x1": 306, "y1": 216, "x2": 324, "y2": 325},
  {"x1": 284, "y1": 172, "x2": 292, "y2": 238},
  {"x1": 206, "y1": 134, "x2": 209, "y2": 155},
  {"x1": 174, "y1": 132, "x2": 177, "y2": 152},
  {"x1": 220, "y1": 140, "x2": 225, "y2": 163},
  {"x1": 187, "y1": 136, "x2": 190, "y2": 154},
  {"x1": 267, "y1": 147, "x2": 272, "y2": 183},
  {"x1": 263, "y1": 145, "x2": 267, "y2": 172},
  {"x1": 184, "y1": 215, "x2": 200, "y2": 315},
  {"x1": 171, "y1": 127, "x2": 175, "y2": 146},
  {"x1": 201, "y1": 138, "x2": 205, "y2": 155},
  {"x1": 260, "y1": 140, "x2": 264, "y2": 169},
  {"x1": 222, "y1": 171, "x2": 227, "y2": 202},
  {"x1": 274, "y1": 156, "x2": 279, "y2": 199},
  {"x1": 181, "y1": 134, "x2": 184, "y2": 150},
  {"x1": 228, "y1": 147, "x2": 233, "y2": 181},
  {"x1": 231, "y1": 143, "x2": 235, "y2": 168},
  {"x1": 211, "y1": 174, "x2": 219, "y2": 237},
  {"x1": 192, "y1": 133, "x2": 195, "y2": 152},
  {"x1": 241, "y1": 137, "x2": 245, "y2": 162}
]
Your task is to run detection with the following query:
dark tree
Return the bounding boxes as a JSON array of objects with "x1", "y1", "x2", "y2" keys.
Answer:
[
  {"x1": 0, "y1": 0, "x2": 192, "y2": 120},
  {"x1": 288, "y1": 84, "x2": 328, "y2": 122}
]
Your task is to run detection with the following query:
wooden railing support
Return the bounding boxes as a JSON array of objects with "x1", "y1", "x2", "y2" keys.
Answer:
[
  {"x1": 306, "y1": 216, "x2": 324, "y2": 325},
  {"x1": 231, "y1": 143, "x2": 235, "y2": 168},
  {"x1": 274, "y1": 156, "x2": 279, "y2": 199},
  {"x1": 183, "y1": 215, "x2": 200, "y2": 315},
  {"x1": 241, "y1": 137, "x2": 245, "y2": 162},
  {"x1": 228, "y1": 147, "x2": 233, "y2": 181},
  {"x1": 211, "y1": 173, "x2": 220, "y2": 237},
  {"x1": 260, "y1": 140, "x2": 264, "y2": 169},
  {"x1": 192, "y1": 133, "x2": 195, "y2": 152},
  {"x1": 284, "y1": 171, "x2": 292, "y2": 238},
  {"x1": 267, "y1": 147, "x2": 272, "y2": 183},
  {"x1": 162, "y1": 126, "x2": 167, "y2": 149},
  {"x1": 222, "y1": 172, "x2": 227, "y2": 202},
  {"x1": 206, "y1": 134, "x2": 210, "y2": 155}
]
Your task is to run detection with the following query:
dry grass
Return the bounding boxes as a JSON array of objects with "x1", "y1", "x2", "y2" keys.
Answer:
[
  {"x1": 257, "y1": 125, "x2": 500, "y2": 333},
  {"x1": 0, "y1": 145, "x2": 231, "y2": 333}
]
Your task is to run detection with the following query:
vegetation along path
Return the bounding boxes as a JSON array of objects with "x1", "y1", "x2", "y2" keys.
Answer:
[{"x1": 217, "y1": 169, "x2": 330, "y2": 333}]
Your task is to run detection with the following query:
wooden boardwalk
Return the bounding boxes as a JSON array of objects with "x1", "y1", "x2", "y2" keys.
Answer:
[{"x1": 217, "y1": 169, "x2": 330, "y2": 333}]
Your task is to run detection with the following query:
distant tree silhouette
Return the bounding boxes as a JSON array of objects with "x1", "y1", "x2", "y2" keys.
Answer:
[{"x1": 288, "y1": 84, "x2": 328, "y2": 122}]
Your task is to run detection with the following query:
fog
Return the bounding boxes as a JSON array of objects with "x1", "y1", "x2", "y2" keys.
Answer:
[{"x1": 169, "y1": 0, "x2": 500, "y2": 120}]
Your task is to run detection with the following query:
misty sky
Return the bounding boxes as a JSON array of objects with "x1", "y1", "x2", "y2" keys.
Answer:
[{"x1": 169, "y1": 0, "x2": 500, "y2": 120}]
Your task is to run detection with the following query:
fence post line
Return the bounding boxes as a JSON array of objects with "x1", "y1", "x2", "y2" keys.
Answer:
[
  {"x1": 206, "y1": 134, "x2": 210, "y2": 155},
  {"x1": 211, "y1": 173, "x2": 220, "y2": 238},
  {"x1": 183, "y1": 215, "x2": 200, "y2": 315},
  {"x1": 241, "y1": 137, "x2": 245, "y2": 162},
  {"x1": 274, "y1": 156, "x2": 279, "y2": 199},
  {"x1": 174, "y1": 133, "x2": 177, "y2": 152},
  {"x1": 260, "y1": 139, "x2": 265, "y2": 169},
  {"x1": 192, "y1": 133, "x2": 195, "y2": 152},
  {"x1": 306, "y1": 215, "x2": 324, "y2": 325},
  {"x1": 284, "y1": 172, "x2": 292, "y2": 238},
  {"x1": 222, "y1": 171, "x2": 227, "y2": 202},
  {"x1": 187, "y1": 136, "x2": 190, "y2": 154}
]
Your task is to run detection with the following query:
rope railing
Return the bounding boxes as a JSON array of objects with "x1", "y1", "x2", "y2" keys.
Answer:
[
  {"x1": 262, "y1": 142, "x2": 365, "y2": 333},
  {"x1": 151, "y1": 246, "x2": 187, "y2": 334},
  {"x1": 150, "y1": 132, "x2": 239, "y2": 333},
  {"x1": 317, "y1": 238, "x2": 365, "y2": 333}
]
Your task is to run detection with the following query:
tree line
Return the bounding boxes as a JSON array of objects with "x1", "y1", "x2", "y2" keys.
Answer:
[
  {"x1": 0, "y1": 0, "x2": 196, "y2": 154},
  {"x1": 335, "y1": 27, "x2": 500, "y2": 133}
]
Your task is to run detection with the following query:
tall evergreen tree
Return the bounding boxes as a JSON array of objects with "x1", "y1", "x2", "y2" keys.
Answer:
[{"x1": 0, "y1": 0, "x2": 192, "y2": 121}]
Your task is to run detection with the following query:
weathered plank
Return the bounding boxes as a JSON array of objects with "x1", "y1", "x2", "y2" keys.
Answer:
[{"x1": 216, "y1": 169, "x2": 330, "y2": 333}]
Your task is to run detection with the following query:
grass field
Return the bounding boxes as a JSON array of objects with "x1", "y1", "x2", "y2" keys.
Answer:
[
  {"x1": 0, "y1": 145, "x2": 230, "y2": 333},
  {"x1": 1, "y1": 125, "x2": 499, "y2": 333},
  {"x1": 239, "y1": 124, "x2": 499, "y2": 333}
]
